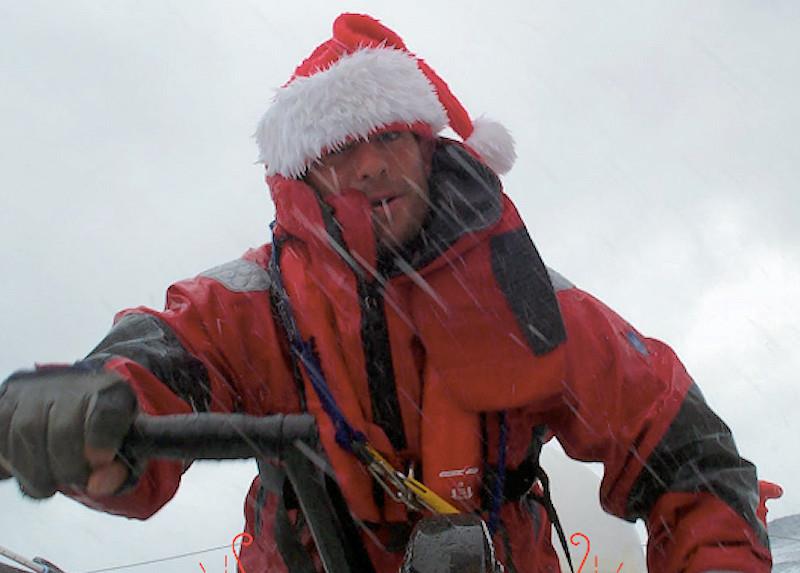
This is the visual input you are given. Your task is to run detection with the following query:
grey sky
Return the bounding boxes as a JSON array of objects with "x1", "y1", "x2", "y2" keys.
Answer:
[{"x1": 1, "y1": 2, "x2": 798, "y2": 571}]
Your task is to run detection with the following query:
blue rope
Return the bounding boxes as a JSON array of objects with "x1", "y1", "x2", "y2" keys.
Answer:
[
  {"x1": 488, "y1": 411, "x2": 508, "y2": 536},
  {"x1": 293, "y1": 338, "x2": 365, "y2": 451}
]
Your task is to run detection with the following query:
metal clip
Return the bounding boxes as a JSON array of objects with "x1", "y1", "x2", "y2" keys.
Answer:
[{"x1": 358, "y1": 444, "x2": 459, "y2": 515}]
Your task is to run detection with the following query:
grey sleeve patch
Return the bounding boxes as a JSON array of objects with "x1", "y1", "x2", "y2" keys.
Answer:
[
  {"x1": 546, "y1": 267, "x2": 575, "y2": 292},
  {"x1": 200, "y1": 258, "x2": 271, "y2": 293},
  {"x1": 625, "y1": 382, "x2": 768, "y2": 547},
  {"x1": 84, "y1": 313, "x2": 212, "y2": 412}
]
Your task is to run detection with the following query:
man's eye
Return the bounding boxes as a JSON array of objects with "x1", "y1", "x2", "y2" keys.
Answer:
[{"x1": 376, "y1": 131, "x2": 402, "y2": 144}]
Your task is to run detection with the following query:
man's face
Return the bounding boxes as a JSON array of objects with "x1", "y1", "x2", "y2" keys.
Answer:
[{"x1": 305, "y1": 131, "x2": 432, "y2": 251}]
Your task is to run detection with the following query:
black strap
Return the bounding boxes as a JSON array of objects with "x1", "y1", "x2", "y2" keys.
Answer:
[
  {"x1": 323, "y1": 474, "x2": 378, "y2": 572},
  {"x1": 529, "y1": 465, "x2": 575, "y2": 573},
  {"x1": 501, "y1": 441, "x2": 543, "y2": 501},
  {"x1": 274, "y1": 495, "x2": 318, "y2": 573},
  {"x1": 269, "y1": 283, "x2": 307, "y2": 410},
  {"x1": 259, "y1": 458, "x2": 377, "y2": 573},
  {"x1": 358, "y1": 278, "x2": 407, "y2": 451},
  {"x1": 495, "y1": 519, "x2": 519, "y2": 573},
  {"x1": 256, "y1": 460, "x2": 314, "y2": 572}
]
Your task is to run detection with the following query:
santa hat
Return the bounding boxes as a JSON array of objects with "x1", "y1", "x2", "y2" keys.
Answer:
[{"x1": 255, "y1": 13, "x2": 516, "y2": 179}]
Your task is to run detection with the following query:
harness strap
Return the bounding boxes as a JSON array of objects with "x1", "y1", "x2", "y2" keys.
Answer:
[
  {"x1": 258, "y1": 434, "x2": 376, "y2": 573},
  {"x1": 501, "y1": 426, "x2": 545, "y2": 501},
  {"x1": 529, "y1": 465, "x2": 575, "y2": 573},
  {"x1": 269, "y1": 286, "x2": 307, "y2": 410},
  {"x1": 275, "y1": 497, "x2": 317, "y2": 573},
  {"x1": 487, "y1": 411, "x2": 508, "y2": 536}
]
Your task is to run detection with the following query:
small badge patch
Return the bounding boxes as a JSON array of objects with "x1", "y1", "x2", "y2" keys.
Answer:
[
  {"x1": 439, "y1": 467, "x2": 480, "y2": 501},
  {"x1": 450, "y1": 483, "x2": 474, "y2": 501}
]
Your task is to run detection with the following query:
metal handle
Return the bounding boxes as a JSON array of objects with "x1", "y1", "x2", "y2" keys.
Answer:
[
  {"x1": 118, "y1": 412, "x2": 363, "y2": 573},
  {"x1": 121, "y1": 412, "x2": 318, "y2": 462}
]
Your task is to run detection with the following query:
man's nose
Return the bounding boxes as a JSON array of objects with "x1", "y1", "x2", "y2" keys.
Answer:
[{"x1": 352, "y1": 142, "x2": 388, "y2": 182}]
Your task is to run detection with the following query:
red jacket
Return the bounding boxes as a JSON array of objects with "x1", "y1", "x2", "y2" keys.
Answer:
[{"x1": 77, "y1": 142, "x2": 770, "y2": 572}]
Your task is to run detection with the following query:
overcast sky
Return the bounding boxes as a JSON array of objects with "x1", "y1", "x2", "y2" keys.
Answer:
[{"x1": 1, "y1": 2, "x2": 798, "y2": 571}]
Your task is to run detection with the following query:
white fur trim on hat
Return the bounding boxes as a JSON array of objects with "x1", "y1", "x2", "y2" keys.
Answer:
[
  {"x1": 255, "y1": 48, "x2": 448, "y2": 179},
  {"x1": 465, "y1": 117, "x2": 516, "y2": 175}
]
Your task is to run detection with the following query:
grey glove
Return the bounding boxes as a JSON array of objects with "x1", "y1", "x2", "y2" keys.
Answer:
[{"x1": 0, "y1": 364, "x2": 138, "y2": 498}]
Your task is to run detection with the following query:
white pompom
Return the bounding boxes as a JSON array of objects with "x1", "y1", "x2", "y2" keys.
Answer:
[{"x1": 465, "y1": 116, "x2": 516, "y2": 175}]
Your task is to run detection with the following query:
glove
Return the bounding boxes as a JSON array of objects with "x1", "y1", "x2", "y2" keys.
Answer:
[{"x1": 0, "y1": 364, "x2": 138, "y2": 498}]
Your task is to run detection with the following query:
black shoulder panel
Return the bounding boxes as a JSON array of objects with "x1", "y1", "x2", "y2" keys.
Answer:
[
  {"x1": 490, "y1": 229, "x2": 567, "y2": 355},
  {"x1": 625, "y1": 383, "x2": 768, "y2": 547},
  {"x1": 85, "y1": 313, "x2": 212, "y2": 412}
]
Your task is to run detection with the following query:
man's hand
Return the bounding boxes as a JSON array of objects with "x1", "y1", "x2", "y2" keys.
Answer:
[{"x1": 0, "y1": 365, "x2": 138, "y2": 498}]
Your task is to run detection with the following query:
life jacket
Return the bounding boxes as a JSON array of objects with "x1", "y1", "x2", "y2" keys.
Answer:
[{"x1": 267, "y1": 140, "x2": 568, "y2": 525}]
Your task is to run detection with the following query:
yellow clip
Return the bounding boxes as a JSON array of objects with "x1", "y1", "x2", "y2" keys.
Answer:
[
  {"x1": 363, "y1": 444, "x2": 459, "y2": 515},
  {"x1": 402, "y1": 475, "x2": 459, "y2": 514}
]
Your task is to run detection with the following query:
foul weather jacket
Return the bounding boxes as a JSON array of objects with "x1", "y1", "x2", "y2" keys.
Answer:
[{"x1": 71, "y1": 141, "x2": 770, "y2": 573}]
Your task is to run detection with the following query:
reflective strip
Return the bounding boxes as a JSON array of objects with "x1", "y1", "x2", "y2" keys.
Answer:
[
  {"x1": 200, "y1": 258, "x2": 271, "y2": 292},
  {"x1": 546, "y1": 267, "x2": 574, "y2": 293}
]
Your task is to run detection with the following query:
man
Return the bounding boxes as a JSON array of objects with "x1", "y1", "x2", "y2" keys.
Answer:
[{"x1": 0, "y1": 13, "x2": 771, "y2": 573}]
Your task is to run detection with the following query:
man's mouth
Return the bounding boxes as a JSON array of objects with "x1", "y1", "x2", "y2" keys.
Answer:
[
  {"x1": 370, "y1": 195, "x2": 400, "y2": 209},
  {"x1": 370, "y1": 194, "x2": 402, "y2": 224}
]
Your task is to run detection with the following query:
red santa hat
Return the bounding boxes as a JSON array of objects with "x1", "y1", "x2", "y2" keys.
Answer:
[{"x1": 255, "y1": 13, "x2": 516, "y2": 179}]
